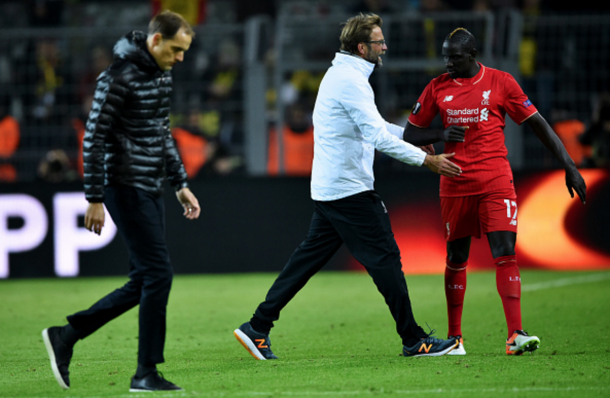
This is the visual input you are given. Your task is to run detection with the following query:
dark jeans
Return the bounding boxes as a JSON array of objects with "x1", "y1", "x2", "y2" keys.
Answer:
[
  {"x1": 250, "y1": 190, "x2": 426, "y2": 346},
  {"x1": 67, "y1": 185, "x2": 173, "y2": 365}
]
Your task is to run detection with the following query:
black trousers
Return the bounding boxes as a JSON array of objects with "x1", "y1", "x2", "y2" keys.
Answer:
[
  {"x1": 67, "y1": 185, "x2": 173, "y2": 365},
  {"x1": 250, "y1": 190, "x2": 426, "y2": 346}
]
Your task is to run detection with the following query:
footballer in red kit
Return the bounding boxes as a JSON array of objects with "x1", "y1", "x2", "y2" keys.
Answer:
[
  {"x1": 403, "y1": 28, "x2": 587, "y2": 356},
  {"x1": 409, "y1": 63, "x2": 537, "y2": 198}
]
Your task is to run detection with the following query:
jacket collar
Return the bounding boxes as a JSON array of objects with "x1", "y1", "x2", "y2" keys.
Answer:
[
  {"x1": 333, "y1": 51, "x2": 375, "y2": 79},
  {"x1": 113, "y1": 30, "x2": 163, "y2": 74}
]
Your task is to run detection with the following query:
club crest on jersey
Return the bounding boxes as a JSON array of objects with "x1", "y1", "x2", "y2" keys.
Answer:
[
  {"x1": 481, "y1": 90, "x2": 491, "y2": 105},
  {"x1": 522, "y1": 99, "x2": 532, "y2": 108},
  {"x1": 443, "y1": 95, "x2": 454, "y2": 102},
  {"x1": 412, "y1": 102, "x2": 422, "y2": 115}
]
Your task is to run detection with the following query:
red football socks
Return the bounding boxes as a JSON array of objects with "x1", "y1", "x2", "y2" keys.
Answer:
[
  {"x1": 495, "y1": 255, "x2": 522, "y2": 337},
  {"x1": 445, "y1": 258, "x2": 467, "y2": 337}
]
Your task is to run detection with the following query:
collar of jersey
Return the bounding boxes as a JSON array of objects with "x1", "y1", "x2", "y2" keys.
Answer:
[
  {"x1": 452, "y1": 62, "x2": 485, "y2": 86},
  {"x1": 333, "y1": 51, "x2": 375, "y2": 78}
]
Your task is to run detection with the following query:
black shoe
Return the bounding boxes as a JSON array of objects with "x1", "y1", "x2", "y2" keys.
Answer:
[
  {"x1": 403, "y1": 334, "x2": 458, "y2": 357},
  {"x1": 42, "y1": 327, "x2": 73, "y2": 389},
  {"x1": 233, "y1": 322, "x2": 278, "y2": 360},
  {"x1": 129, "y1": 371, "x2": 183, "y2": 392}
]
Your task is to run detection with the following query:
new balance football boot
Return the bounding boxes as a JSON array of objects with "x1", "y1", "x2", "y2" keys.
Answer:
[
  {"x1": 234, "y1": 322, "x2": 278, "y2": 360},
  {"x1": 506, "y1": 330, "x2": 540, "y2": 355},
  {"x1": 447, "y1": 335, "x2": 466, "y2": 355},
  {"x1": 403, "y1": 335, "x2": 458, "y2": 357}
]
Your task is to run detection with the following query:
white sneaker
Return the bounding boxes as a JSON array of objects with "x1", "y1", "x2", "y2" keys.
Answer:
[
  {"x1": 506, "y1": 330, "x2": 540, "y2": 355},
  {"x1": 447, "y1": 336, "x2": 466, "y2": 355}
]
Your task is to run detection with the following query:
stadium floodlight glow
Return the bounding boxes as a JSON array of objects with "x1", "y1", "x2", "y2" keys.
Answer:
[
  {"x1": 517, "y1": 169, "x2": 610, "y2": 268},
  {"x1": 53, "y1": 192, "x2": 117, "y2": 277},
  {"x1": 0, "y1": 194, "x2": 48, "y2": 278}
]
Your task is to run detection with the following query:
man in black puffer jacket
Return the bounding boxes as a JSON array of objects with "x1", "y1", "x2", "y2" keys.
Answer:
[{"x1": 42, "y1": 11, "x2": 200, "y2": 393}]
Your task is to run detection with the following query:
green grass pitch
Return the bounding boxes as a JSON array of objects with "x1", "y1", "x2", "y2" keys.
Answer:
[{"x1": 1, "y1": 270, "x2": 609, "y2": 397}]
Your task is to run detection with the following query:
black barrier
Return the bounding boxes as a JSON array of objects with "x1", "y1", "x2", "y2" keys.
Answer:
[
  {"x1": 0, "y1": 177, "x2": 351, "y2": 279},
  {"x1": 1, "y1": 171, "x2": 609, "y2": 279}
]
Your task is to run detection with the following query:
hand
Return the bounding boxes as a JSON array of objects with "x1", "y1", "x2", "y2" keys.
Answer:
[
  {"x1": 423, "y1": 152, "x2": 462, "y2": 177},
  {"x1": 443, "y1": 126, "x2": 467, "y2": 142},
  {"x1": 176, "y1": 187, "x2": 201, "y2": 220},
  {"x1": 419, "y1": 144, "x2": 435, "y2": 155},
  {"x1": 565, "y1": 166, "x2": 586, "y2": 204},
  {"x1": 84, "y1": 202, "x2": 105, "y2": 235}
]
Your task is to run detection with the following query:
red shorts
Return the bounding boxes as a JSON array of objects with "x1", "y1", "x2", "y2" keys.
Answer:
[{"x1": 440, "y1": 189, "x2": 518, "y2": 241}]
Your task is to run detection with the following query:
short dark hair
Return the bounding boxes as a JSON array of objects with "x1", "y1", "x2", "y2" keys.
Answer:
[
  {"x1": 444, "y1": 27, "x2": 476, "y2": 53},
  {"x1": 148, "y1": 10, "x2": 195, "y2": 39},
  {"x1": 339, "y1": 13, "x2": 383, "y2": 54}
]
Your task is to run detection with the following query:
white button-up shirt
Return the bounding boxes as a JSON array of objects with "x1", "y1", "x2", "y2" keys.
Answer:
[{"x1": 311, "y1": 52, "x2": 427, "y2": 201}]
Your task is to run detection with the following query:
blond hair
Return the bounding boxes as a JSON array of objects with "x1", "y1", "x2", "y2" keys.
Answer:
[{"x1": 339, "y1": 13, "x2": 382, "y2": 54}]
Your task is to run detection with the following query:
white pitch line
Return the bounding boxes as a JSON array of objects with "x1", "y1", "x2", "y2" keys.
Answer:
[
  {"x1": 194, "y1": 386, "x2": 609, "y2": 396},
  {"x1": 394, "y1": 386, "x2": 609, "y2": 395},
  {"x1": 93, "y1": 386, "x2": 608, "y2": 397},
  {"x1": 15, "y1": 386, "x2": 609, "y2": 398},
  {"x1": 241, "y1": 386, "x2": 609, "y2": 396},
  {"x1": 521, "y1": 272, "x2": 610, "y2": 292}
]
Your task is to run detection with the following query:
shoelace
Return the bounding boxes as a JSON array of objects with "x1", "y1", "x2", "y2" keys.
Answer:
[
  {"x1": 155, "y1": 371, "x2": 176, "y2": 388},
  {"x1": 422, "y1": 323, "x2": 447, "y2": 344},
  {"x1": 424, "y1": 323, "x2": 437, "y2": 338},
  {"x1": 251, "y1": 329, "x2": 272, "y2": 348}
]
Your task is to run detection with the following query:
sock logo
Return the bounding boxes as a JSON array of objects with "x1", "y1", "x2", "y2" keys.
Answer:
[
  {"x1": 448, "y1": 284, "x2": 465, "y2": 290},
  {"x1": 509, "y1": 276, "x2": 521, "y2": 282}
]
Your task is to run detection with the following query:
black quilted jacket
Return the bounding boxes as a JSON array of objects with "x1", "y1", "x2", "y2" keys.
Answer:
[{"x1": 83, "y1": 31, "x2": 188, "y2": 202}]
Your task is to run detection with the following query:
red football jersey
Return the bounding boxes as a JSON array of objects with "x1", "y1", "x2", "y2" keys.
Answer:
[{"x1": 408, "y1": 63, "x2": 538, "y2": 197}]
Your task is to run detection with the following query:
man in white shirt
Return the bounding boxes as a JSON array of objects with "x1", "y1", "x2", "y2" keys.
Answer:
[{"x1": 234, "y1": 13, "x2": 461, "y2": 359}]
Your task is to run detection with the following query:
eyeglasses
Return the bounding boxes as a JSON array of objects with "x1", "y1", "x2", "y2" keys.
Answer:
[{"x1": 367, "y1": 40, "x2": 386, "y2": 46}]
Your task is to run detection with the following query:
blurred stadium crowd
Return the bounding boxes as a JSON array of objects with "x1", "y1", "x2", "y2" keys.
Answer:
[{"x1": 0, "y1": 0, "x2": 609, "y2": 183}]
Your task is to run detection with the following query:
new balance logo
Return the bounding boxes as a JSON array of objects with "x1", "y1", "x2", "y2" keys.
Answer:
[
  {"x1": 255, "y1": 339, "x2": 268, "y2": 349},
  {"x1": 443, "y1": 95, "x2": 454, "y2": 102},
  {"x1": 418, "y1": 343, "x2": 432, "y2": 353}
]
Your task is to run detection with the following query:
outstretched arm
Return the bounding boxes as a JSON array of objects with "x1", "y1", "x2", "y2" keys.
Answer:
[
  {"x1": 403, "y1": 121, "x2": 467, "y2": 146},
  {"x1": 526, "y1": 113, "x2": 587, "y2": 203},
  {"x1": 423, "y1": 152, "x2": 462, "y2": 178}
]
